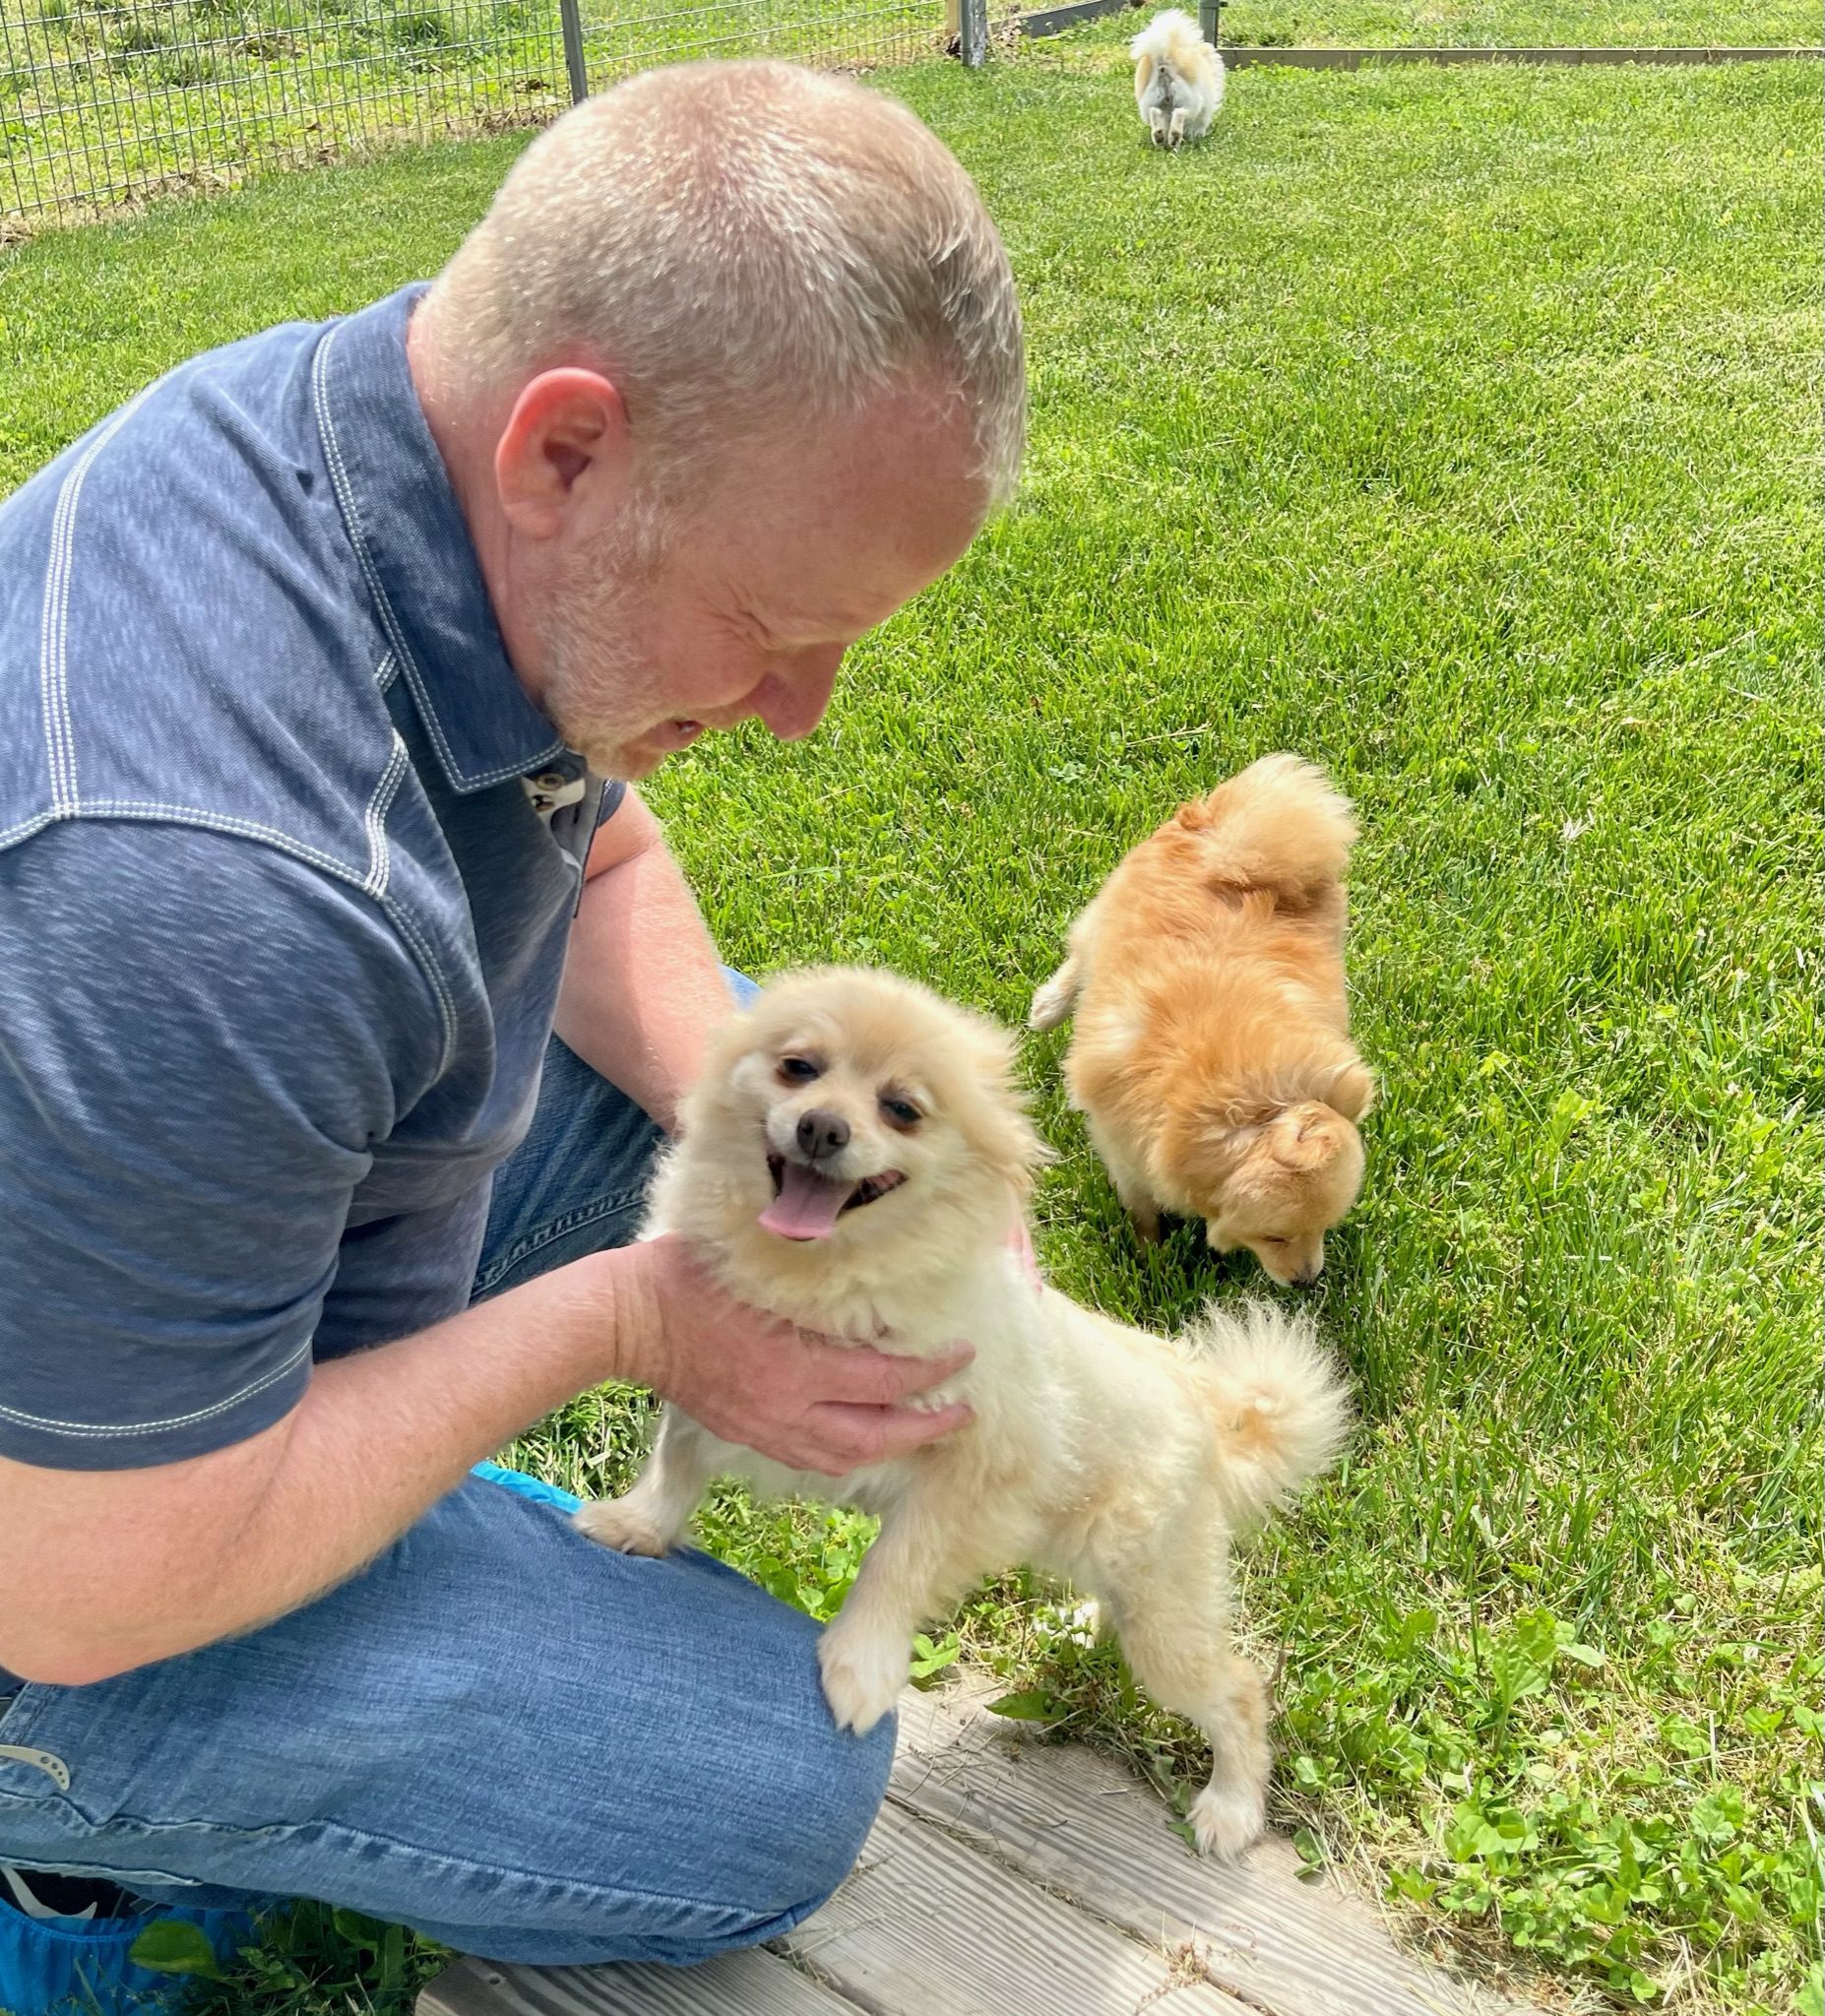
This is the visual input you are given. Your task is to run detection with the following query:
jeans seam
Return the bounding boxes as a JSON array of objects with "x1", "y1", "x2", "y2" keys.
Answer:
[
  {"x1": 475, "y1": 1189, "x2": 647, "y2": 1292},
  {"x1": 11, "y1": 1806, "x2": 827, "y2": 1923}
]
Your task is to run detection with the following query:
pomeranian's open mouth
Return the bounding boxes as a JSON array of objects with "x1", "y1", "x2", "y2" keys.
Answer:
[{"x1": 760, "y1": 1154, "x2": 907, "y2": 1242}]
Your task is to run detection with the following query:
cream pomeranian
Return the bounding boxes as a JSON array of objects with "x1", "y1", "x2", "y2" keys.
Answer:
[
  {"x1": 575, "y1": 967, "x2": 1350, "y2": 1858},
  {"x1": 1131, "y1": 9, "x2": 1225, "y2": 150},
  {"x1": 1030, "y1": 756, "x2": 1373, "y2": 1287}
]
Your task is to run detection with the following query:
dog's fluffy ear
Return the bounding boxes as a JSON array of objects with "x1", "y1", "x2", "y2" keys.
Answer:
[
  {"x1": 954, "y1": 1018, "x2": 1053, "y2": 1197},
  {"x1": 1267, "y1": 1102, "x2": 1355, "y2": 1171}
]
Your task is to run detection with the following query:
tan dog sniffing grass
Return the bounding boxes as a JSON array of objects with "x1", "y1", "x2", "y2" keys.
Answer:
[
  {"x1": 577, "y1": 968, "x2": 1350, "y2": 1858},
  {"x1": 1031, "y1": 756, "x2": 1373, "y2": 1286}
]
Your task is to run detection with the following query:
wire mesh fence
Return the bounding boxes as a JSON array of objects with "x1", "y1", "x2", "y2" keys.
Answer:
[{"x1": 0, "y1": 0, "x2": 954, "y2": 226}]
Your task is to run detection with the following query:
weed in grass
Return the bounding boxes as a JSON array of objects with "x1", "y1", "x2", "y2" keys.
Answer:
[
  {"x1": 109, "y1": 12, "x2": 171, "y2": 51},
  {"x1": 386, "y1": 4, "x2": 450, "y2": 45},
  {"x1": 138, "y1": 1898, "x2": 442, "y2": 2016},
  {"x1": 152, "y1": 45, "x2": 215, "y2": 81}
]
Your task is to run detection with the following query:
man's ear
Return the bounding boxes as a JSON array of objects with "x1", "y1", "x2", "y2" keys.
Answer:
[{"x1": 493, "y1": 368, "x2": 631, "y2": 539}]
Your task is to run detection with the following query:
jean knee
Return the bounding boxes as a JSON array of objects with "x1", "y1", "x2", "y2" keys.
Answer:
[
  {"x1": 692, "y1": 1662, "x2": 895, "y2": 1936},
  {"x1": 778, "y1": 1707, "x2": 895, "y2": 1915}
]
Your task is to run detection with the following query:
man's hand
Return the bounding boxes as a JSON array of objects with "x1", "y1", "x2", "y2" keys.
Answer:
[{"x1": 624, "y1": 1234, "x2": 973, "y2": 1476}]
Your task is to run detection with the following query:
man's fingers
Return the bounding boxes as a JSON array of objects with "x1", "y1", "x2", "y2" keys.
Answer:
[
  {"x1": 871, "y1": 1399, "x2": 975, "y2": 1460},
  {"x1": 807, "y1": 1338, "x2": 974, "y2": 1407},
  {"x1": 802, "y1": 1398, "x2": 974, "y2": 1472}
]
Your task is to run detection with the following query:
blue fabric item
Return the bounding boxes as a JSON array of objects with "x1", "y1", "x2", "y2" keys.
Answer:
[
  {"x1": 0, "y1": 976, "x2": 890, "y2": 2002},
  {"x1": 469, "y1": 1460, "x2": 583, "y2": 1513},
  {"x1": 0, "y1": 284, "x2": 626, "y2": 1472},
  {"x1": 0, "y1": 1897, "x2": 261, "y2": 2016}
]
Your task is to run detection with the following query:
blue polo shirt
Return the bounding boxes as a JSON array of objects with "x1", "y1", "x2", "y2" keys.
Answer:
[{"x1": 0, "y1": 284, "x2": 623, "y2": 1473}]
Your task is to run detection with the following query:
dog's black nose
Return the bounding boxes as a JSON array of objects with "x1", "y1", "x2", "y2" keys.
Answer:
[
  {"x1": 796, "y1": 1109, "x2": 850, "y2": 1160},
  {"x1": 1290, "y1": 1268, "x2": 1320, "y2": 1289}
]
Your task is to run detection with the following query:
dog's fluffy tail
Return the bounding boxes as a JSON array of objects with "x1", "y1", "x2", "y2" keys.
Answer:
[
  {"x1": 1182, "y1": 1301, "x2": 1352, "y2": 1527},
  {"x1": 1130, "y1": 7, "x2": 1211, "y2": 71},
  {"x1": 1176, "y1": 753, "x2": 1357, "y2": 906}
]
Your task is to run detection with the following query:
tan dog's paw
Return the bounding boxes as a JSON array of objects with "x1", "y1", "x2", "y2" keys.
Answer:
[
  {"x1": 817, "y1": 1625, "x2": 908, "y2": 1735},
  {"x1": 1188, "y1": 1783, "x2": 1267, "y2": 1860},
  {"x1": 573, "y1": 1497, "x2": 674, "y2": 1557}
]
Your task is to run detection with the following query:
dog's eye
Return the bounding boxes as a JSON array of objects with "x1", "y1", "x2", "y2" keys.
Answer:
[
  {"x1": 880, "y1": 1097, "x2": 922, "y2": 1128},
  {"x1": 778, "y1": 1056, "x2": 823, "y2": 1084}
]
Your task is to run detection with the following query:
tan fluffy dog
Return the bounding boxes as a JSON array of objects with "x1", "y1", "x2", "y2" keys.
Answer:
[
  {"x1": 1030, "y1": 756, "x2": 1373, "y2": 1286},
  {"x1": 577, "y1": 967, "x2": 1350, "y2": 1858}
]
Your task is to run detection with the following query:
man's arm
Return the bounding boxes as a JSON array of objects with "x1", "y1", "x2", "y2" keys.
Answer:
[
  {"x1": 0, "y1": 1233, "x2": 971, "y2": 1688},
  {"x1": 0, "y1": 824, "x2": 970, "y2": 1687},
  {"x1": 554, "y1": 788, "x2": 738, "y2": 1133}
]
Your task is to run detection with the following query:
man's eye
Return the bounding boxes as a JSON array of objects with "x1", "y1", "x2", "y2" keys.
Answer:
[
  {"x1": 779, "y1": 1056, "x2": 823, "y2": 1083},
  {"x1": 880, "y1": 1098, "x2": 922, "y2": 1127}
]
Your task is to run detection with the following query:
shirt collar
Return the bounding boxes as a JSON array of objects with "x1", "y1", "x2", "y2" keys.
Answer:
[{"x1": 311, "y1": 283, "x2": 571, "y2": 794}]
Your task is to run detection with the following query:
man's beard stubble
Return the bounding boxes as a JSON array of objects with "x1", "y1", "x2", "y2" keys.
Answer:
[{"x1": 534, "y1": 512, "x2": 671, "y2": 781}]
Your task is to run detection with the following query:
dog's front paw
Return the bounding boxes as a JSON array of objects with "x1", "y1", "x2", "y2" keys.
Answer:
[
  {"x1": 817, "y1": 1626, "x2": 908, "y2": 1735},
  {"x1": 573, "y1": 1497, "x2": 675, "y2": 1558},
  {"x1": 1188, "y1": 1783, "x2": 1267, "y2": 1861}
]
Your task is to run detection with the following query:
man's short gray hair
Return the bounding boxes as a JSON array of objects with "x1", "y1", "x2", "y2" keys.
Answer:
[{"x1": 425, "y1": 60, "x2": 1025, "y2": 503}]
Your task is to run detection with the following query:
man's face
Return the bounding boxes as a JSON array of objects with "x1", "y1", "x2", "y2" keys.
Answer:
[{"x1": 529, "y1": 389, "x2": 987, "y2": 781}]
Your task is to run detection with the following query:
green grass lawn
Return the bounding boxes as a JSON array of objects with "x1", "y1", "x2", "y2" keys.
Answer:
[
  {"x1": 5, "y1": 0, "x2": 1819, "y2": 228},
  {"x1": 1207, "y1": 0, "x2": 1822, "y2": 46},
  {"x1": 2, "y1": 35, "x2": 1819, "y2": 2016}
]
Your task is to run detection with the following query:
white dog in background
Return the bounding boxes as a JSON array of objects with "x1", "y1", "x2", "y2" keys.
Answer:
[
  {"x1": 1132, "y1": 8, "x2": 1226, "y2": 149},
  {"x1": 576, "y1": 968, "x2": 1350, "y2": 1858}
]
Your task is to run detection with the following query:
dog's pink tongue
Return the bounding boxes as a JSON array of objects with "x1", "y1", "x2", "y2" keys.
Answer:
[{"x1": 759, "y1": 1164, "x2": 850, "y2": 1241}]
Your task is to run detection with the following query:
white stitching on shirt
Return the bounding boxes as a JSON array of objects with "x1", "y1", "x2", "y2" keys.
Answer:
[
  {"x1": 361, "y1": 733, "x2": 409, "y2": 900},
  {"x1": 38, "y1": 393, "x2": 151, "y2": 815},
  {"x1": 0, "y1": 1339, "x2": 311, "y2": 1439},
  {"x1": 311, "y1": 329, "x2": 420, "y2": 707},
  {"x1": 69, "y1": 800, "x2": 358, "y2": 881},
  {"x1": 379, "y1": 897, "x2": 459, "y2": 1080},
  {"x1": 0, "y1": 810, "x2": 56, "y2": 851},
  {"x1": 309, "y1": 326, "x2": 565, "y2": 794}
]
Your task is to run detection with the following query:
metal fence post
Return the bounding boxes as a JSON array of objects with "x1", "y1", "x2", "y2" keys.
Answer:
[
  {"x1": 1199, "y1": 0, "x2": 1222, "y2": 41},
  {"x1": 960, "y1": 0, "x2": 988, "y2": 66},
  {"x1": 559, "y1": 0, "x2": 590, "y2": 103}
]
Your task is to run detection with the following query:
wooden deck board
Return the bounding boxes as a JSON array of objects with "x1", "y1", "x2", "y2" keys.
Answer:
[
  {"x1": 418, "y1": 1947, "x2": 857, "y2": 2016},
  {"x1": 890, "y1": 1677, "x2": 1526, "y2": 2016},
  {"x1": 418, "y1": 1676, "x2": 1547, "y2": 2016},
  {"x1": 781, "y1": 1799, "x2": 1247, "y2": 2014}
]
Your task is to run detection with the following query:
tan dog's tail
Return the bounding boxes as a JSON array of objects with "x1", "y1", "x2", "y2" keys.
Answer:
[
  {"x1": 1177, "y1": 754, "x2": 1357, "y2": 907},
  {"x1": 1183, "y1": 1301, "x2": 1352, "y2": 1526}
]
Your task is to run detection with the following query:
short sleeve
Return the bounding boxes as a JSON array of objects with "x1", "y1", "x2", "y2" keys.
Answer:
[{"x1": 0, "y1": 821, "x2": 443, "y2": 1471}]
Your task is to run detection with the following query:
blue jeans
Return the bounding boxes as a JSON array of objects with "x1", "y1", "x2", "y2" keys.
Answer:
[{"x1": 0, "y1": 1015, "x2": 894, "y2": 1972}]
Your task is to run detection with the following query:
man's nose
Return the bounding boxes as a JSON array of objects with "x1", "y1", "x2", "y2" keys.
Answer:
[{"x1": 752, "y1": 650, "x2": 845, "y2": 742}]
